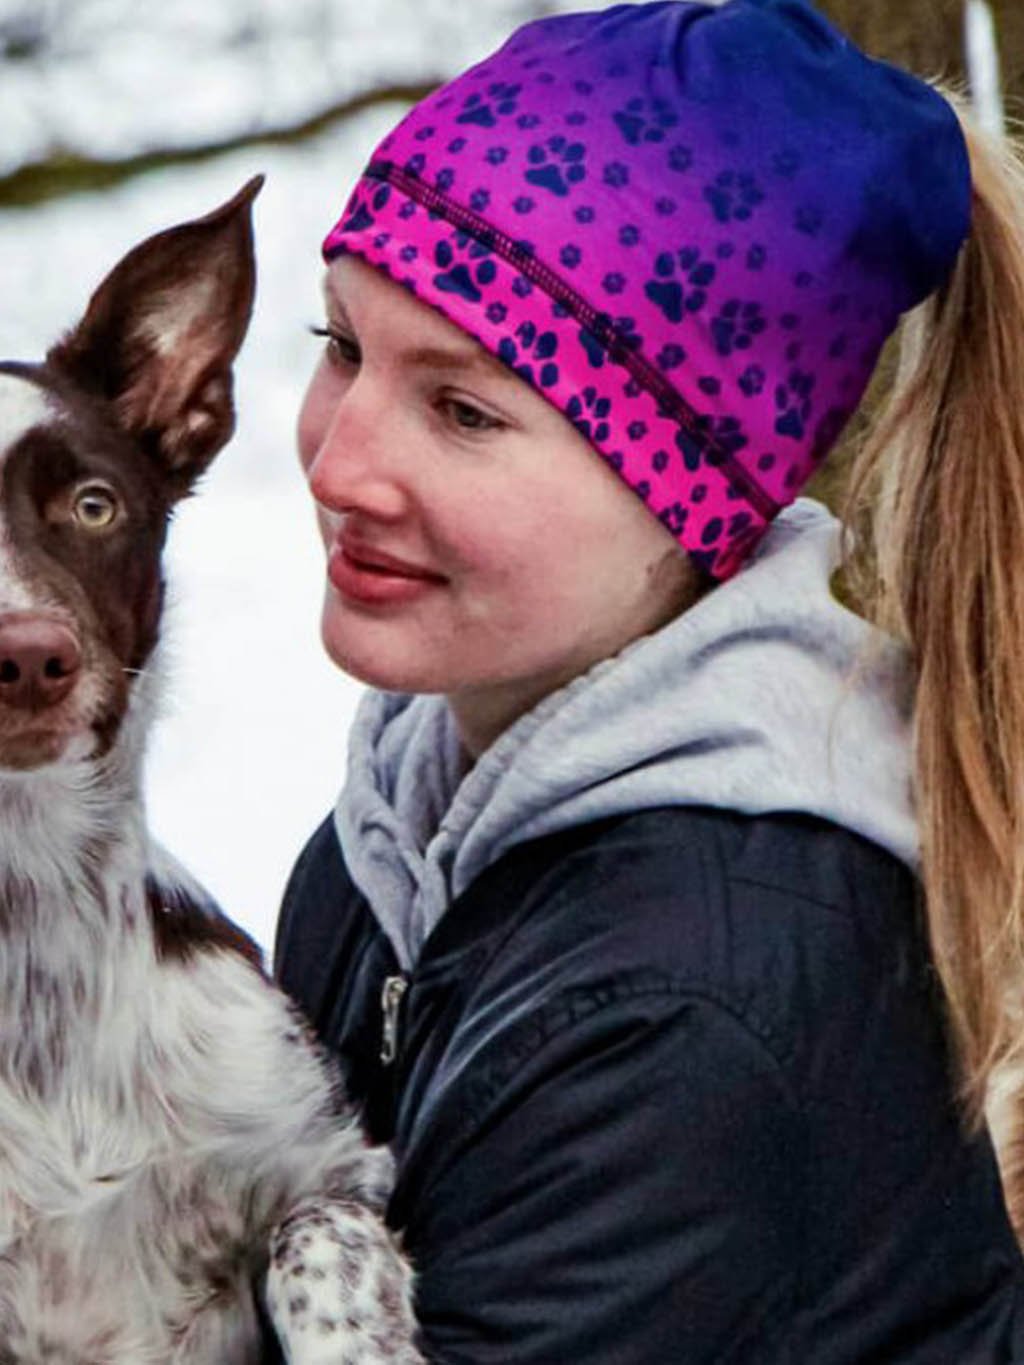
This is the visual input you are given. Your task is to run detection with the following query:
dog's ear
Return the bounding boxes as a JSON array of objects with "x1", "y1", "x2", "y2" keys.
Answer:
[{"x1": 49, "y1": 175, "x2": 263, "y2": 495}]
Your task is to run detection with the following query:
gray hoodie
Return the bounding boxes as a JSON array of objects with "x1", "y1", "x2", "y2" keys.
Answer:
[{"x1": 336, "y1": 498, "x2": 916, "y2": 973}]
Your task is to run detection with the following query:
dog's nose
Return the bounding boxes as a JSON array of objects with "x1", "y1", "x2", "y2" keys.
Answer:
[{"x1": 0, "y1": 616, "x2": 82, "y2": 711}]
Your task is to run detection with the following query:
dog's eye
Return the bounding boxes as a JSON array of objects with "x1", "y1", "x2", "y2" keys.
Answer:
[{"x1": 72, "y1": 484, "x2": 119, "y2": 530}]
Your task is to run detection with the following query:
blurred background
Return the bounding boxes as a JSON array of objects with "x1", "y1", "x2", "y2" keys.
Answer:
[{"x1": 0, "y1": 0, "x2": 1016, "y2": 949}]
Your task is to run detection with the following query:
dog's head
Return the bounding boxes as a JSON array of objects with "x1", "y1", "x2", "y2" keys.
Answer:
[{"x1": 0, "y1": 177, "x2": 261, "y2": 772}]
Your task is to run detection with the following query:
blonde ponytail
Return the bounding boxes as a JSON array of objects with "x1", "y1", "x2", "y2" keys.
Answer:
[{"x1": 841, "y1": 102, "x2": 1024, "y2": 1174}]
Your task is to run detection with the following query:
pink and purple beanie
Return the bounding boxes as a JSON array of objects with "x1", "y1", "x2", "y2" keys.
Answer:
[{"x1": 323, "y1": 0, "x2": 971, "y2": 578}]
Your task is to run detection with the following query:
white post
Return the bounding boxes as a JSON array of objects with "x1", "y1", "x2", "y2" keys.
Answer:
[{"x1": 964, "y1": 0, "x2": 1005, "y2": 139}]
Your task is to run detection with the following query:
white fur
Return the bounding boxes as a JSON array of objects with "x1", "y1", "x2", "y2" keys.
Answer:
[
  {"x1": 0, "y1": 374, "x2": 51, "y2": 459},
  {"x1": 139, "y1": 277, "x2": 218, "y2": 359},
  {"x1": 0, "y1": 645, "x2": 418, "y2": 1362},
  {"x1": 0, "y1": 375, "x2": 56, "y2": 615}
]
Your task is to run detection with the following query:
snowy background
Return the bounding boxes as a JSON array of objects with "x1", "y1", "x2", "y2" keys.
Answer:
[{"x1": 0, "y1": 0, "x2": 631, "y2": 950}]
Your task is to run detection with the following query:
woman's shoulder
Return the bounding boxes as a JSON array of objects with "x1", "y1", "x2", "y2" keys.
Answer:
[
  {"x1": 402, "y1": 806, "x2": 932, "y2": 1141},
  {"x1": 453, "y1": 804, "x2": 921, "y2": 1028}
]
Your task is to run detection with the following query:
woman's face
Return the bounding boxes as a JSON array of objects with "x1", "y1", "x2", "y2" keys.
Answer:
[{"x1": 298, "y1": 254, "x2": 693, "y2": 752}]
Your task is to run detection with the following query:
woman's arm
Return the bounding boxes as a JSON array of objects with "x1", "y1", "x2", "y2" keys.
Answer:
[{"x1": 399, "y1": 987, "x2": 802, "y2": 1364}]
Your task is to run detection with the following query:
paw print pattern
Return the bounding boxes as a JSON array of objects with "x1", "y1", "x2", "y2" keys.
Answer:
[
  {"x1": 704, "y1": 170, "x2": 764, "y2": 225},
  {"x1": 774, "y1": 368, "x2": 816, "y2": 440},
  {"x1": 525, "y1": 137, "x2": 586, "y2": 196},
  {"x1": 656, "y1": 343, "x2": 687, "y2": 372},
  {"x1": 432, "y1": 240, "x2": 497, "y2": 303},
  {"x1": 613, "y1": 95, "x2": 678, "y2": 146},
  {"x1": 795, "y1": 204, "x2": 824, "y2": 236},
  {"x1": 457, "y1": 82, "x2": 522, "y2": 128},
  {"x1": 694, "y1": 415, "x2": 749, "y2": 459},
  {"x1": 711, "y1": 300, "x2": 767, "y2": 357},
  {"x1": 644, "y1": 248, "x2": 716, "y2": 323},
  {"x1": 667, "y1": 144, "x2": 693, "y2": 174},
  {"x1": 323, "y1": 17, "x2": 905, "y2": 582},
  {"x1": 566, "y1": 386, "x2": 612, "y2": 442},
  {"x1": 739, "y1": 364, "x2": 766, "y2": 397},
  {"x1": 659, "y1": 503, "x2": 689, "y2": 535},
  {"x1": 497, "y1": 321, "x2": 560, "y2": 388}
]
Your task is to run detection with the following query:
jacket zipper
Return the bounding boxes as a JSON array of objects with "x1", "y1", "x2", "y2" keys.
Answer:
[{"x1": 380, "y1": 973, "x2": 408, "y2": 1065}]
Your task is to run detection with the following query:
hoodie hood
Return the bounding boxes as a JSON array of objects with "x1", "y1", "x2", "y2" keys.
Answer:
[{"x1": 336, "y1": 499, "x2": 915, "y2": 972}]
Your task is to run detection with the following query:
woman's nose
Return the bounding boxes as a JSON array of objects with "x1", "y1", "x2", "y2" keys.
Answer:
[{"x1": 300, "y1": 372, "x2": 408, "y2": 521}]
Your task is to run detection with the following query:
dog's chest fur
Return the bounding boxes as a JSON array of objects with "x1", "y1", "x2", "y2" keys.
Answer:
[{"x1": 0, "y1": 715, "x2": 386, "y2": 1363}]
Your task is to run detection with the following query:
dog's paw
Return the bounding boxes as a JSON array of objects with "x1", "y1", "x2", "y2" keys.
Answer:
[{"x1": 266, "y1": 1197, "x2": 422, "y2": 1364}]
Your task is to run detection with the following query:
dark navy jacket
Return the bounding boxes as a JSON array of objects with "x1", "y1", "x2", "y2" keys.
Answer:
[{"x1": 272, "y1": 805, "x2": 1024, "y2": 1362}]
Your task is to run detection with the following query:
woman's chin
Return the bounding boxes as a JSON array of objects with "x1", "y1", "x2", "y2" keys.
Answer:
[{"x1": 319, "y1": 608, "x2": 444, "y2": 696}]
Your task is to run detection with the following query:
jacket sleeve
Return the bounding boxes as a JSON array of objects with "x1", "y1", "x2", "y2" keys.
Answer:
[{"x1": 398, "y1": 984, "x2": 803, "y2": 1364}]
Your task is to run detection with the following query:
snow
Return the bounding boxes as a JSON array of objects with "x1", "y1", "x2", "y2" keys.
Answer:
[{"x1": 0, "y1": 0, "x2": 606, "y2": 172}]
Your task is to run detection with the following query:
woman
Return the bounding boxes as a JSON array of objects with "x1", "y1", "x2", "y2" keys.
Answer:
[{"x1": 273, "y1": 0, "x2": 1024, "y2": 1357}]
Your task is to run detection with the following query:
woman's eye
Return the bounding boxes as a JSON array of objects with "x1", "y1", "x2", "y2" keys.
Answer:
[
  {"x1": 443, "y1": 397, "x2": 502, "y2": 432},
  {"x1": 71, "y1": 483, "x2": 119, "y2": 530},
  {"x1": 310, "y1": 325, "x2": 360, "y2": 367}
]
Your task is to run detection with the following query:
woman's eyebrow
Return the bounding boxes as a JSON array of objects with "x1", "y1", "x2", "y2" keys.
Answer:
[
  {"x1": 397, "y1": 343, "x2": 515, "y2": 383},
  {"x1": 324, "y1": 283, "x2": 514, "y2": 383}
]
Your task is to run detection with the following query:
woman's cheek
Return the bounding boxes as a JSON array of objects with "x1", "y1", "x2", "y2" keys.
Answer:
[{"x1": 296, "y1": 360, "x2": 336, "y2": 476}]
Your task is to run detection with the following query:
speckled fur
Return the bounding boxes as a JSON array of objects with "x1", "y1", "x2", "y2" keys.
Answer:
[{"x1": 0, "y1": 186, "x2": 422, "y2": 1364}]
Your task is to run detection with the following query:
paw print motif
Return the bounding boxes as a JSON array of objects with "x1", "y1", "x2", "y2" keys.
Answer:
[
  {"x1": 659, "y1": 503, "x2": 689, "y2": 535},
  {"x1": 497, "y1": 322, "x2": 560, "y2": 389},
  {"x1": 674, "y1": 427, "x2": 703, "y2": 472},
  {"x1": 668, "y1": 144, "x2": 694, "y2": 174},
  {"x1": 795, "y1": 204, "x2": 824, "y2": 237},
  {"x1": 711, "y1": 300, "x2": 767, "y2": 357},
  {"x1": 432, "y1": 240, "x2": 497, "y2": 304},
  {"x1": 704, "y1": 170, "x2": 764, "y2": 225},
  {"x1": 457, "y1": 82, "x2": 522, "y2": 129},
  {"x1": 738, "y1": 364, "x2": 766, "y2": 397},
  {"x1": 566, "y1": 386, "x2": 611, "y2": 443},
  {"x1": 525, "y1": 136, "x2": 586, "y2": 197},
  {"x1": 644, "y1": 248, "x2": 716, "y2": 323},
  {"x1": 341, "y1": 200, "x2": 375, "y2": 234},
  {"x1": 774, "y1": 368, "x2": 816, "y2": 440},
  {"x1": 694, "y1": 414, "x2": 749, "y2": 459},
  {"x1": 656, "y1": 342, "x2": 687, "y2": 372},
  {"x1": 613, "y1": 95, "x2": 678, "y2": 146}
]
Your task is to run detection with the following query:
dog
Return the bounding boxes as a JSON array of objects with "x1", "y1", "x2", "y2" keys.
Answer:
[{"x1": 0, "y1": 180, "x2": 422, "y2": 1364}]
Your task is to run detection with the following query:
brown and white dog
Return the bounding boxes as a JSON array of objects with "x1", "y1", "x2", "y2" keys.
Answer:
[{"x1": 0, "y1": 182, "x2": 421, "y2": 1363}]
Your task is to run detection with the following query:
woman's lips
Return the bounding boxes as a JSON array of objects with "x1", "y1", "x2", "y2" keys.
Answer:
[{"x1": 327, "y1": 541, "x2": 447, "y2": 606}]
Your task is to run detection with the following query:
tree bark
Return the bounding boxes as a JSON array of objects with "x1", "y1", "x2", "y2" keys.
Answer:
[{"x1": 0, "y1": 81, "x2": 442, "y2": 210}]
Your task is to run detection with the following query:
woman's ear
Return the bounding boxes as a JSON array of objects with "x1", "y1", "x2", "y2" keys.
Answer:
[{"x1": 48, "y1": 175, "x2": 263, "y2": 495}]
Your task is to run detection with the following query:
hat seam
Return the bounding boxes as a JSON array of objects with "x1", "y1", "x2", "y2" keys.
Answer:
[{"x1": 349, "y1": 158, "x2": 779, "y2": 525}]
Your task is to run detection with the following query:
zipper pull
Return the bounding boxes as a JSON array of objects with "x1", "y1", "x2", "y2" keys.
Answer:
[{"x1": 380, "y1": 974, "x2": 408, "y2": 1066}]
